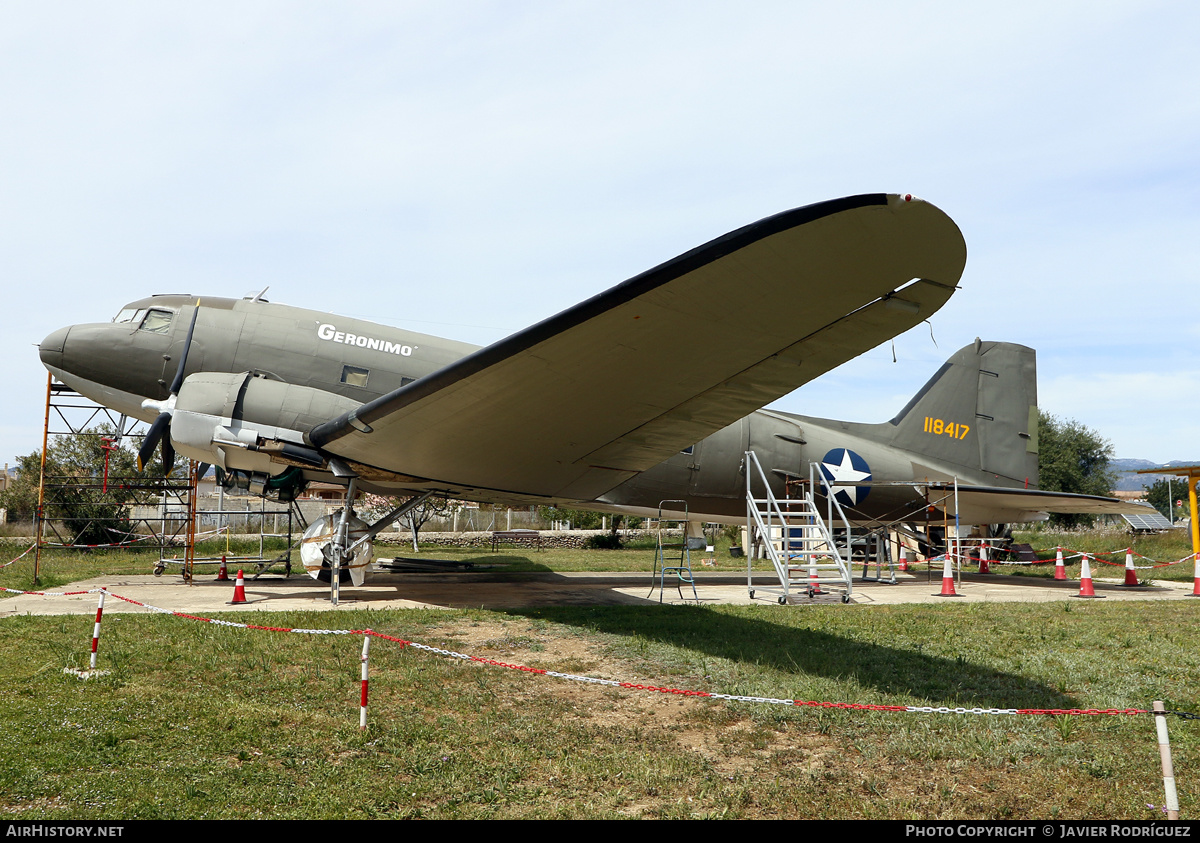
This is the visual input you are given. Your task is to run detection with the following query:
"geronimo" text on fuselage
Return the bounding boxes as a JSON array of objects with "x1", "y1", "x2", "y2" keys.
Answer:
[{"x1": 316, "y1": 323, "x2": 415, "y2": 356}]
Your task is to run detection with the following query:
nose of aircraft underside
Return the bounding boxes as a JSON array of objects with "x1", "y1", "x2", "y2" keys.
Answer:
[{"x1": 39, "y1": 325, "x2": 70, "y2": 369}]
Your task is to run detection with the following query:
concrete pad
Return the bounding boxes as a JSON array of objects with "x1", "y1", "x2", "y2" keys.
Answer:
[{"x1": 1, "y1": 567, "x2": 1195, "y2": 618}]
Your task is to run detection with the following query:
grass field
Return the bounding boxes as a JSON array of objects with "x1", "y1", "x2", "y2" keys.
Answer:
[{"x1": 2, "y1": 537, "x2": 1198, "y2": 819}]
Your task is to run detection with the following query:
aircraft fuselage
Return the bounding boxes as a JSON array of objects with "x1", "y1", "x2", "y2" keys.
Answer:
[{"x1": 41, "y1": 294, "x2": 1036, "y2": 526}]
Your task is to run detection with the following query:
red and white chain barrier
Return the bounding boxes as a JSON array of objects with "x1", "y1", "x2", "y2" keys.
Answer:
[
  {"x1": 0, "y1": 544, "x2": 37, "y2": 571},
  {"x1": 1, "y1": 585, "x2": 1167, "y2": 721},
  {"x1": 39, "y1": 524, "x2": 231, "y2": 550},
  {"x1": 947, "y1": 545, "x2": 1198, "y2": 573}
]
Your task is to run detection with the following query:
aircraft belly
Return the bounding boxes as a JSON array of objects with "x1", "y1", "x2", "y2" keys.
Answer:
[{"x1": 43, "y1": 365, "x2": 157, "y2": 424}]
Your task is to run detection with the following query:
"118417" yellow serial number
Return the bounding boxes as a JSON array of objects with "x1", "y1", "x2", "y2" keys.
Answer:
[{"x1": 924, "y1": 417, "x2": 970, "y2": 439}]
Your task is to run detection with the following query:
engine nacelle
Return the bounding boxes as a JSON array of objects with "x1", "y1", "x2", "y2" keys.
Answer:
[{"x1": 168, "y1": 372, "x2": 361, "y2": 474}]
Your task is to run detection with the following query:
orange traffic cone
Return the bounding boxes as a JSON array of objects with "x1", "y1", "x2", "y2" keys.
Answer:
[
  {"x1": 1074, "y1": 555, "x2": 1104, "y2": 599},
  {"x1": 216, "y1": 554, "x2": 229, "y2": 581},
  {"x1": 808, "y1": 561, "x2": 823, "y2": 595},
  {"x1": 1190, "y1": 553, "x2": 1200, "y2": 598},
  {"x1": 934, "y1": 556, "x2": 961, "y2": 597},
  {"x1": 230, "y1": 569, "x2": 248, "y2": 605},
  {"x1": 1122, "y1": 548, "x2": 1141, "y2": 587},
  {"x1": 1053, "y1": 548, "x2": 1067, "y2": 580},
  {"x1": 978, "y1": 543, "x2": 990, "y2": 574}
]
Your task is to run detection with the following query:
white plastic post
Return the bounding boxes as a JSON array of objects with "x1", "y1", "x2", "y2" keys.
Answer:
[{"x1": 1153, "y1": 701, "x2": 1180, "y2": 820}]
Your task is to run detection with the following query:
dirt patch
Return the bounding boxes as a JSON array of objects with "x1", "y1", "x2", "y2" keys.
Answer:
[{"x1": 421, "y1": 618, "x2": 846, "y2": 780}]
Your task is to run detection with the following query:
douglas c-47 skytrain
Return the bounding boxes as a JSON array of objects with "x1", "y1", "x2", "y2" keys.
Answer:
[{"x1": 38, "y1": 193, "x2": 1148, "y2": 587}]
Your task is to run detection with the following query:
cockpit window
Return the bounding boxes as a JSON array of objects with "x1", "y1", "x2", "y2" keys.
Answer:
[
  {"x1": 140, "y1": 309, "x2": 174, "y2": 335},
  {"x1": 114, "y1": 308, "x2": 144, "y2": 324}
]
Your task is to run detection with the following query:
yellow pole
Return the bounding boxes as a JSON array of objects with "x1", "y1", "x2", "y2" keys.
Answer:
[{"x1": 1189, "y1": 476, "x2": 1199, "y2": 560}]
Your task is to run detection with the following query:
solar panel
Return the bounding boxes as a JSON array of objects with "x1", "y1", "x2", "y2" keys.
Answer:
[{"x1": 1122, "y1": 511, "x2": 1176, "y2": 531}]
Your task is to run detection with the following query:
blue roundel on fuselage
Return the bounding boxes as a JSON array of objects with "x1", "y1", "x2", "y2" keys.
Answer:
[{"x1": 818, "y1": 448, "x2": 872, "y2": 508}]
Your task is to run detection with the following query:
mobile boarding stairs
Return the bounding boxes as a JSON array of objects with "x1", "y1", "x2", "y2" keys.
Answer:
[{"x1": 744, "y1": 450, "x2": 854, "y2": 604}]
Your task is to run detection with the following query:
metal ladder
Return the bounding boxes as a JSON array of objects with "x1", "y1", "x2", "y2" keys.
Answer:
[
  {"x1": 744, "y1": 451, "x2": 853, "y2": 604},
  {"x1": 649, "y1": 499, "x2": 699, "y2": 603}
]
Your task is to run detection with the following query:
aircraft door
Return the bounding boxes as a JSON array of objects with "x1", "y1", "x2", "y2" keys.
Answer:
[
  {"x1": 747, "y1": 412, "x2": 806, "y2": 498},
  {"x1": 688, "y1": 418, "x2": 748, "y2": 499}
]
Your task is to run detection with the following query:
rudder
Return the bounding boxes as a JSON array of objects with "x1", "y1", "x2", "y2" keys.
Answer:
[{"x1": 886, "y1": 340, "x2": 1038, "y2": 486}]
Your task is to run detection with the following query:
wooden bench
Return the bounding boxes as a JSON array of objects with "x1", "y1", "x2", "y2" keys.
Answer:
[{"x1": 491, "y1": 529, "x2": 542, "y2": 552}]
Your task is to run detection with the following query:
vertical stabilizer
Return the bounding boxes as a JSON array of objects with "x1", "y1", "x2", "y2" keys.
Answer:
[{"x1": 886, "y1": 340, "x2": 1039, "y2": 486}]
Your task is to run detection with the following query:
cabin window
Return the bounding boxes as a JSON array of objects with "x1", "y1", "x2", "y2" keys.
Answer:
[
  {"x1": 139, "y1": 309, "x2": 173, "y2": 334},
  {"x1": 340, "y1": 365, "x2": 370, "y2": 387}
]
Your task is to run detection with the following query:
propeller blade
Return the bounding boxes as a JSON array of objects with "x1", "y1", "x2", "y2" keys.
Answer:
[
  {"x1": 162, "y1": 437, "x2": 176, "y2": 476},
  {"x1": 168, "y1": 303, "x2": 201, "y2": 395},
  {"x1": 138, "y1": 413, "x2": 171, "y2": 472}
]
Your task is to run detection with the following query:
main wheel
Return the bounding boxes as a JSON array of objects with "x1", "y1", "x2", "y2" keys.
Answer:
[
  {"x1": 300, "y1": 512, "x2": 374, "y2": 586},
  {"x1": 315, "y1": 564, "x2": 353, "y2": 584}
]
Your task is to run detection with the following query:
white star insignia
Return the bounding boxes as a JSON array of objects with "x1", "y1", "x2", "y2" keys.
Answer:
[{"x1": 821, "y1": 450, "x2": 871, "y2": 506}]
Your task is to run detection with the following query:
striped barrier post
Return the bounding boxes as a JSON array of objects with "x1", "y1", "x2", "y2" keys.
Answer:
[
  {"x1": 360, "y1": 632, "x2": 371, "y2": 729},
  {"x1": 90, "y1": 590, "x2": 106, "y2": 670}
]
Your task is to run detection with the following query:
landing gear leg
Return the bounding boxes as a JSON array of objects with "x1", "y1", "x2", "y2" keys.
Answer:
[{"x1": 327, "y1": 477, "x2": 358, "y2": 606}]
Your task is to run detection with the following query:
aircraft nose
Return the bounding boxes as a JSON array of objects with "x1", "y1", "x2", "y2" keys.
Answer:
[{"x1": 39, "y1": 326, "x2": 71, "y2": 369}]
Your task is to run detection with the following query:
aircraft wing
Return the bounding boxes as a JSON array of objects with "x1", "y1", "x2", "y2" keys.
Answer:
[
  {"x1": 926, "y1": 484, "x2": 1160, "y2": 525},
  {"x1": 310, "y1": 193, "x2": 967, "y2": 500}
]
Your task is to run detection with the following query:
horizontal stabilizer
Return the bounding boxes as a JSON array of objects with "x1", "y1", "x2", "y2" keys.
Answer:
[{"x1": 927, "y1": 484, "x2": 1158, "y2": 525}]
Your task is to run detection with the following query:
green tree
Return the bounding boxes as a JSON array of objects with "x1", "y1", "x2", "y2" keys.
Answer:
[
  {"x1": 1037, "y1": 410, "x2": 1117, "y2": 527},
  {"x1": 1143, "y1": 477, "x2": 1184, "y2": 522},
  {"x1": 1, "y1": 425, "x2": 166, "y2": 544}
]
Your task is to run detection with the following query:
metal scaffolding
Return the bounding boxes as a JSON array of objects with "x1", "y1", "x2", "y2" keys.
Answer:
[{"x1": 32, "y1": 375, "x2": 296, "y2": 583}]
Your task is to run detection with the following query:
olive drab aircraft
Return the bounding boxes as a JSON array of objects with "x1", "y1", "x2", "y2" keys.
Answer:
[{"x1": 38, "y1": 193, "x2": 1147, "y2": 589}]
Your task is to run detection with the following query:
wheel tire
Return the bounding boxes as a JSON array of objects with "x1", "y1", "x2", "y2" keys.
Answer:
[
  {"x1": 316, "y1": 565, "x2": 353, "y2": 584},
  {"x1": 748, "y1": 589, "x2": 755, "y2": 599},
  {"x1": 778, "y1": 595, "x2": 787, "y2": 605}
]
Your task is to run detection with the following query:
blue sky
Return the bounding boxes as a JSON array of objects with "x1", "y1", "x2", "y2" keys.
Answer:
[{"x1": 1, "y1": 1, "x2": 1196, "y2": 468}]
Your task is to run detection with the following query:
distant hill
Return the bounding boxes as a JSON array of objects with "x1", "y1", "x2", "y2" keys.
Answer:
[{"x1": 1112, "y1": 459, "x2": 1200, "y2": 492}]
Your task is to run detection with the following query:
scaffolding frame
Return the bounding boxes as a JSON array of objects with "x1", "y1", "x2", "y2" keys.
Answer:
[
  {"x1": 32, "y1": 375, "x2": 296, "y2": 583},
  {"x1": 33, "y1": 376, "x2": 198, "y2": 582}
]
